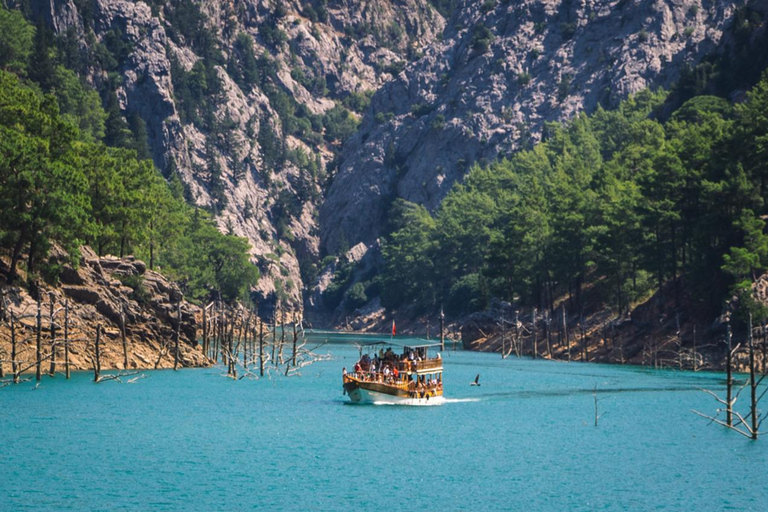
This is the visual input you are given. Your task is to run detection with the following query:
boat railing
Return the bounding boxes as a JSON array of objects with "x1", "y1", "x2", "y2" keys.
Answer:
[
  {"x1": 344, "y1": 372, "x2": 443, "y2": 391},
  {"x1": 395, "y1": 358, "x2": 443, "y2": 373}
]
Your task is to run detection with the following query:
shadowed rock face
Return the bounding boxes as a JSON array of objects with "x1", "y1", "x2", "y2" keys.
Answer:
[{"x1": 320, "y1": 0, "x2": 745, "y2": 255}]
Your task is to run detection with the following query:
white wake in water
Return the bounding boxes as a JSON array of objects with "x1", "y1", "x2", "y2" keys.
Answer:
[{"x1": 443, "y1": 398, "x2": 482, "y2": 403}]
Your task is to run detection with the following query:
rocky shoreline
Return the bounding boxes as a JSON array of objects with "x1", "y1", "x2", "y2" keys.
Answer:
[{"x1": 0, "y1": 246, "x2": 209, "y2": 376}]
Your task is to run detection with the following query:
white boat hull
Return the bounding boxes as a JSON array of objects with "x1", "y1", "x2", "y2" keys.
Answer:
[{"x1": 347, "y1": 386, "x2": 445, "y2": 406}]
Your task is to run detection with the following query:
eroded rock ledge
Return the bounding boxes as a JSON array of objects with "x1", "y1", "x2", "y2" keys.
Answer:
[{"x1": 0, "y1": 246, "x2": 209, "y2": 374}]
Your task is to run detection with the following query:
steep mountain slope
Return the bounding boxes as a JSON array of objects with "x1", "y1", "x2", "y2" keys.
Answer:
[
  {"x1": 321, "y1": 0, "x2": 747, "y2": 255},
  {"x1": 29, "y1": 0, "x2": 444, "y2": 313},
  {"x1": 25, "y1": 0, "x2": 756, "y2": 321}
]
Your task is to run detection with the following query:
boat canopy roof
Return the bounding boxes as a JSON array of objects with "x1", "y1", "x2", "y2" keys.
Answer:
[
  {"x1": 402, "y1": 342, "x2": 443, "y2": 350},
  {"x1": 354, "y1": 340, "x2": 442, "y2": 350}
]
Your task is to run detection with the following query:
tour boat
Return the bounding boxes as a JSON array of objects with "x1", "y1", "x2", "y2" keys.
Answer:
[{"x1": 342, "y1": 343, "x2": 445, "y2": 405}]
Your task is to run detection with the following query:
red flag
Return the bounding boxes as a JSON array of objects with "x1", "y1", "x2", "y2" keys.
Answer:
[{"x1": 392, "y1": 319, "x2": 396, "y2": 336}]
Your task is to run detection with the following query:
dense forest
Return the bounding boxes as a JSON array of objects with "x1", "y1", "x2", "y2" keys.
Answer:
[
  {"x1": 0, "y1": 7, "x2": 258, "y2": 302},
  {"x1": 379, "y1": 73, "x2": 768, "y2": 324}
]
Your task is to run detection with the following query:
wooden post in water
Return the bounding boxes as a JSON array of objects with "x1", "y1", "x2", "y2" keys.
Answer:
[
  {"x1": 94, "y1": 325, "x2": 101, "y2": 382},
  {"x1": 48, "y1": 293, "x2": 56, "y2": 376},
  {"x1": 35, "y1": 291, "x2": 42, "y2": 381},
  {"x1": 120, "y1": 303, "x2": 129, "y2": 369},
  {"x1": 64, "y1": 300, "x2": 70, "y2": 380},
  {"x1": 173, "y1": 295, "x2": 181, "y2": 371},
  {"x1": 726, "y1": 321, "x2": 733, "y2": 427},
  {"x1": 259, "y1": 319, "x2": 265, "y2": 377},
  {"x1": 11, "y1": 314, "x2": 18, "y2": 383}
]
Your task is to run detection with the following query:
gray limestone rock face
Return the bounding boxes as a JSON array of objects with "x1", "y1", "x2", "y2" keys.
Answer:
[
  {"x1": 34, "y1": 0, "x2": 444, "y2": 312},
  {"x1": 320, "y1": 0, "x2": 746, "y2": 255}
]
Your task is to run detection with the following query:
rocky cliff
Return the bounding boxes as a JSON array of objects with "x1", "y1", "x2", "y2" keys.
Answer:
[
  {"x1": 0, "y1": 246, "x2": 207, "y2": 374},
  {"x1": 27, "y1": 0, "x2": 752, "y2": 321},
  {"x1": 321, "y1": 0, "x2": 747, "y2": 254},
  {"x1": 29, "y1": 0, "x2": 444, "y2": 314}
]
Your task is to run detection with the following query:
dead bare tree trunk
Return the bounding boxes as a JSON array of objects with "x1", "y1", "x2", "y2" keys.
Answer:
[
  {"x1": 500, "y1": 309, "x2": 507, "y2": 359},
  {"x1": 35, "y1": 291, "x2": 42, "y2": 381},
  {"x1": 692, "y1": 325, "x2": 698, "y2": 372},
  {"x1": 236, "y1": 308, "x2": 245, "y2": 360},
  {"x1": 48, "y1": 293, "x2": 56, "y2": 376},
  {"x1": 763, "y1": 320, "x2": 767, "y2": 375},
  {"x1": 11, "y1": 313, "x2": 18, "y2": 383},
  {"x1": 676, "y1": 314, "x2": 683, "y2": 370},
  {"x1": 64, "y1": 301, "x2": 70, "y2": 380},
  {"x1": 221, "y1": 309, "x2": 229, "y2": 365},
  {"x1": 173, "y1": 295, "x2": 181, "y2": 371},
  {"x1": 694, "y1": 314, "x2": 765, "y2": 440},
  {"x1": 278, "y1": 309, "x2": 286, "y2": 365},
  {"x1": 259, "y1": 319, "x2": 265, "y2": 377},
  {"x1": 440, "y1": 308, "x2": 445, "y2": 352},
  {"x1": 120, "y1": 303, "x2": 129, "y2": 369},
  {"x1": 271, "y1": 307, "x2": 278, "y2": 365},
  {"x1": 532, "y1": 308, "x2": 538, "y2": 359},
  {"x1": 0, "y1": 294, "x2": 3, "y2": 377},
  {"x1": 94, "y1": 325, "x2": 101, "y2": 382},
  {"x1": 562, "y1": 305, "x2": 569, "y2": 363},
  {"x1": 545, "y1": 311, "x2": 552, "y2": 359},
  {"x1": 726, "y1": 321, "x2": 733, "y2": 427},
  {"x1": 243, "y1": 309, "x2": 252, "y2": 368},
  {"x1": 748, "y1": 313, "x2": 758, "y2": 440},
  {"x1": 202, "y1": 302, "x2": 209, "y2": 358},
  {"x1": 291, "y1": 319, "x2": 298, "y2": 367},
  {"x1": 215, "y1": 301, "x2": 222, "y2": 363},
  {"x1": 593, "y1": 385, "x2": 601, "y2": 427},
  {"x1": 228, "y1": 310, "x2": 236, "y2": 378}
]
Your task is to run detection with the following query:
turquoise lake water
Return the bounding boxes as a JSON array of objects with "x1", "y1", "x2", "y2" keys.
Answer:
[{"x1": 2, "y1": 332, "x2": 767, "y2": 511}]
